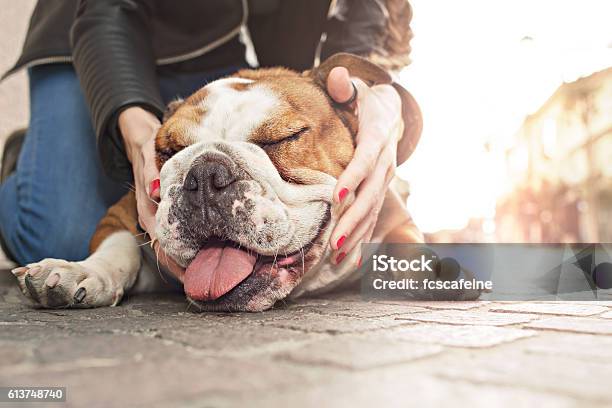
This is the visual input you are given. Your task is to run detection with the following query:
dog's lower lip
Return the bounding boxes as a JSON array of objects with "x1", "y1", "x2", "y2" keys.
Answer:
[{"x1": 256, "y1": 252, "x2": 300, "y2": 267}]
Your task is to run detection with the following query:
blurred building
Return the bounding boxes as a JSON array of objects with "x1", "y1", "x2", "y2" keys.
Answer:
[
  {"x1": 496, "y1": 67, "x2": 612, "y2": 243},
  {"x1": 425, "y1": 218, "x2": 495, "y2": 243}
]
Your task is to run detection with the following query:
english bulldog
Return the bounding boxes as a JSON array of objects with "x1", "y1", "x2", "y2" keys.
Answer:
[{"x1": 12, "y1": 53, "x2": 431, "y2": 312}]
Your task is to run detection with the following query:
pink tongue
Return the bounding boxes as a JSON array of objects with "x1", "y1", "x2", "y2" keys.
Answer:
[{"x1": 184, "y1": 242, "x2": 256, "y2": 301}]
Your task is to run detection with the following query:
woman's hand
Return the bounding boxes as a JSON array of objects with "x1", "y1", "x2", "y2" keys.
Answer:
[
  {"x1": 118, "y1": 107, "x2": 185, "y2": 280},
  {"x1": 326, "y1": 67, "x2": 403, "y2": 265}
]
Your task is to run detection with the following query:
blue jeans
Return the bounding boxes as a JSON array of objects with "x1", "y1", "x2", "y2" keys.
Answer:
[{"x1": 0, "y1": 64, "x2": 240, "y2": 265}]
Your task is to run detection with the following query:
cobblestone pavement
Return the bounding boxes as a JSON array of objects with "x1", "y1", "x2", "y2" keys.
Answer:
[{"x1": 1, "y1": 272, "x2": 612, "y2": 407}]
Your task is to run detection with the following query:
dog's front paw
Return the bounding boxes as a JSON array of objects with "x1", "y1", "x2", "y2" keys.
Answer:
[{"x1": 11, "y1": 259, "x2": 123, "y2": 308}]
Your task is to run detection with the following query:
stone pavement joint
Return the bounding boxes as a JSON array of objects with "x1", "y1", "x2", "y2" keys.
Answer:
[
  {"x1": 277, "y1": 337, "x2": 444, "y2": 370},
  {"x1": 490, "y1": 302, "x2": 609, "y2": 316},
  {"x1": 526, "y1": 316, "x2": 612, "y2": 335},
  {"x1": 395, "y1": 309, "x2": 540, "y2": 326}
]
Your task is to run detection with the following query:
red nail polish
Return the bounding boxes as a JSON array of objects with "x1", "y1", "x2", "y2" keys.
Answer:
[
  {"x1": 336, "y1": 252, "x2": 346, "y2": 263},
  {"x1": 357, "y1": 256, "x2": 362, "y2": 268},
  {"x1": 336, "y1": 235, "x2": 346, "y2": 249},
  {"x1": 338, "y1": 187, "x2": 349, "y2": 202},
  {"x1": 150, "y1": 179, "x2": 160, "y2": 195}
]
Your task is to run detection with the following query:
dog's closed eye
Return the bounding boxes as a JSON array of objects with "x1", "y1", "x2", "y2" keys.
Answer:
[
  {"x1": 156, "y1": 131, "x2": 187, "y2": 167},
  {"x1": 260, "y1": 126, "x2": 310, "y2": 148}
]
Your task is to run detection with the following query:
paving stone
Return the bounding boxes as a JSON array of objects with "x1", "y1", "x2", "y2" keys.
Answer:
[
  {"x1": 435, "y1": 351, "x2": 612, "y2": 402},
  {"x1": 396, "y1": 309, "x2": 538, "y2": 326},
  {"x1": 526, "y1": 316, "x2": 612, "y2": 334},
  {"x1": 571, "y1": 301, "x2": 612, "y2": 307},
  {"x1": 376, "y1": 300, "x2": 486, "y2": 310},
  {"x1": 296, "y1": 300, "x2": 429, "y2": 318},
  {"x1": 158, "y1": 324, "x2": 316, "y2": 356},
  {"x1": 242, "y1": 374, "x2": 579, "y2": 408},
  {"x1": 0, "y1": 351, "x2": 321, "y2": 408},
  {"x1": 491, "y1": 302, "x2": 609, "y2": 316},
  {"x1": 520, "y1": 332, "x2": 612, "y2": 362},
  {"x1": 0, "y1": 340, "x2": 33, "y2": 366},
  {"x1": 0, "y1": 334, "x2": 189, "y2": 375},
  {"x1": 278, "y1": 337, "x2": 443, "y2": 370},
  {"x1": 387, "y1": 324, "x2": 536, "y2": 348},
  {"x1": 265, "y1": 312, "x2": 415, "y2": 334}
]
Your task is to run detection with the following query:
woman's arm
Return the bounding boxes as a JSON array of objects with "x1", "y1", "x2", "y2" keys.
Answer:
[{"x1": 71, "y1": 0, "x2": 165, "y2": 181}]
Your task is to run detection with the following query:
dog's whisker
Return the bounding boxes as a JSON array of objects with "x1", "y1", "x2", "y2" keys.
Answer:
[
  {"x1": 153, "y1": 243, "x2": 168, "y2": 283},
  {"x1": 146, "y1": 195, "x2": 159, "y2": 206}
]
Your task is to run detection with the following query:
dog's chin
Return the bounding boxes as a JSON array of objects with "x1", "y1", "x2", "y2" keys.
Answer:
[{"x1": 184, "y1": 217, "x2": 330, "y2": 312}]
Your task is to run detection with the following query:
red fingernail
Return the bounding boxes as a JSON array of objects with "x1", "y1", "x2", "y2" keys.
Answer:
[
  {"x1": 338, "y1": 187, "x2": 349, "y2": 202},
  {"x1": 336, "y1": 252, "x2": 346, "y2": 263},
  {"x1": 149, "y1": 179, "x2": 160, "y2": 195},
  {"x1": 336, "y1": 235, "x2": 346, "y2": 249},
  {"x1": 357, "y1": 256, "x2": 362, "y2": 268}
]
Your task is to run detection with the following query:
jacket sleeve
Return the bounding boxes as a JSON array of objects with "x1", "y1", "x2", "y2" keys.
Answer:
[
  {"x1": 321, "y1": 0, "x2": 421, "y2": 164},
  {"x1": 70, "y1": 0, "x2": 165, "y2": 181}
]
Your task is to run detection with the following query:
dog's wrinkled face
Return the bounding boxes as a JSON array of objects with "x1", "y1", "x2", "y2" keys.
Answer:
[
  {"x1": 155, "y1": 69, "x2": 354, "y2": 311},
  {"x1": 154, "y1": 54, "x2": 391, "y2": 311}
]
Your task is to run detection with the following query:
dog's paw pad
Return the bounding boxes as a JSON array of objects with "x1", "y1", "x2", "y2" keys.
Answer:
[{"x1": 13, "y1": 259, "x2": 118, "y2": 308}]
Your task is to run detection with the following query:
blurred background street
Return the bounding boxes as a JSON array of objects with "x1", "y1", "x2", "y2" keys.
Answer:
[
  {"x1": 399, "y1": 0, "x2": 612, "y2": 243},
  {"x1": 0, "y1": 1, "x2": 32, "y2": 152}
]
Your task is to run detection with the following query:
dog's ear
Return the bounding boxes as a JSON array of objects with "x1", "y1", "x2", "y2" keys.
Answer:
[
  {"x1": 307, "y1": 52, "x2": 393, "y2": 89},
  {"x1": 306, "y1": 53, "x2": 422, "y2": 163},
  {"x1": 162, "y1": 98, "x2": 184, "y2": 123}
]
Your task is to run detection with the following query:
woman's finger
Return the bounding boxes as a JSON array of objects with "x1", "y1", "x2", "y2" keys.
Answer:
[
  {"x1": 136, "y1": 189, "x2": 158, "y2": 236},
  {"x1": 332, "y1": 210, "x2": 377, "y2": 264},
  {"x1": 327, "y1": 66, "x2": 356, "y2": 106},
  {"x1": 141, "y1": 137, "x2": 161, "y2": 200},
  {"x1": 333, "y1": 132, "x2": 384, "y2": 203},
  {"x1": 338, "y1": 147, "x2": 394, "y2": 258},
  {"x1": 330, "y1": 155, "x2": 388, "y2": 250}
]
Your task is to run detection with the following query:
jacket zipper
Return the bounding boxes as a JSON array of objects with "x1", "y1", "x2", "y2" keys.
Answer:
[
  {"x1": 16, "y1": 55, "x2": 73, "y2": 70},
  {"x1": 314, "y1": 0, "x2": 337, "y2": 66},
  {"x1": 17, "y1": 0, "x2": 248, "y2": 70}
]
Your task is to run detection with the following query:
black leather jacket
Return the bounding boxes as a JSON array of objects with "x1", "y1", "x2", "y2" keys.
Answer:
[{"x1": 6, "y1": 0, "x2": 415, "y2": 181}]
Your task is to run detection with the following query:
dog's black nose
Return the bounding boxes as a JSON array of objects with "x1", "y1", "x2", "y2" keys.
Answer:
[{"x1": 183, "y1": 160, "x2": 236, "y2": 198}]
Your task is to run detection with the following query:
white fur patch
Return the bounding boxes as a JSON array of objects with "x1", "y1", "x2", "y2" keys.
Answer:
[{"x1": 194, "y1": 77, "x2": 280, "y2": 143}]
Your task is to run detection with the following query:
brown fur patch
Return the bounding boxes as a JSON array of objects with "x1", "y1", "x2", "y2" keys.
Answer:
[
  {"x1": 89, "y1": 192, "x2": 140, "y2": 252},
  {"x1": 155, "y1": 91, "x2": 208, "y2": 169},
  {"x1": 229, "y1": 82, "x2": 250, "y2": 91}
]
